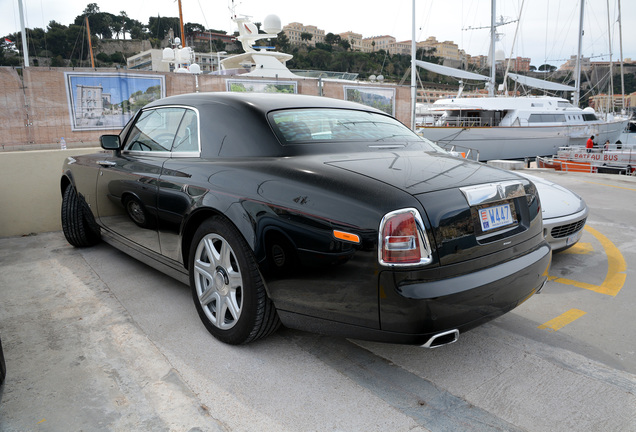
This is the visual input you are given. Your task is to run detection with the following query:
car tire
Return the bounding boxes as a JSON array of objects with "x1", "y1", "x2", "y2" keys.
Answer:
[
  {"x1": 61, "y1": 185, "x2": 101, "y2": 247},
  {"x1": 0, "y1": 336, "x2": 5, "y2": 385},
  {"x1": 189, "y1": 217, "x2": 281, "y2": 344}
]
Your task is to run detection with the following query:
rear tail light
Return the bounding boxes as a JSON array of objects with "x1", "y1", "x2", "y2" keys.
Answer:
[{"x1": 379, "y1": 208, "x2": 432, "y2": 267}]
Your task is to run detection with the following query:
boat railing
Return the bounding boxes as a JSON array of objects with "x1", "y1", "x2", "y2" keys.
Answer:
[{"x1": 438, "y1": 117, "x2": 483, "y2": 128}]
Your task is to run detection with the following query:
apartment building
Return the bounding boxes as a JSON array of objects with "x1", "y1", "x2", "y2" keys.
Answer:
[
  {"x1": 339, "y1": 31, "x2": 367, "y2": 51},
  {"x1": 282, "y1": 22, "x2": 326, "y2": 47},
  {"x1": 363, "y1": 35, "x2": 397, "y2": 53}
]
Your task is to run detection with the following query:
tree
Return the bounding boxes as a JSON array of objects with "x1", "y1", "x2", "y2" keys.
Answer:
[
  {"x1": 325, "y1": 32, "x2": 340, "y2": 46},
  {"x1": 147, "y1": 16, "x2": 181, "y2": 41},
  {"x1": 275, "y1": 31, "x2": 290, "y2": 52},
  {"x1": 538, "y1": 64, "x2": 556, "y2": 72},
  {"x1": 185, "y1": 22, "x2": 205, "y2": 34},
  {"x1": 300, "y1": 32, "x2": 313, "y2": 43},
  {"x1": 339, "y1": 39, "x2": 351, "y2": 51},
  {"x1": 308, "y1": 49, "x2": 331, "y2": 69}
]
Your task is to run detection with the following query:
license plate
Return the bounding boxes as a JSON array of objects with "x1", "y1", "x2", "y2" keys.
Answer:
[
  {"x1": 479, "y1": 204, "x2": 513, "y2": 231},
  {"x1": 566, "y1": 230, "x2": 582, "y2": 245}
]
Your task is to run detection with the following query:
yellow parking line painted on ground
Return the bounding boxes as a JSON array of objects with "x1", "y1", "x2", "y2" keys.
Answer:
[
  {"x1": 549, "y1": 226, "x2": 626, "y2": 296},
  {"x1": 582, "y1": 181, "x2": 636, "y2": 192},
  {"x1": 538, "y1": 309, "x2": 587, "y2": 332},
  {"x1": 562, "y1": 242, "x2": 593, "y2": 255}
]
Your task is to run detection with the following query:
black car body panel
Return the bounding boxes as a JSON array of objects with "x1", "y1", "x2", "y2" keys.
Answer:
[{"x1": 61, "y1": 92, "x2": 550, "y2": 345}]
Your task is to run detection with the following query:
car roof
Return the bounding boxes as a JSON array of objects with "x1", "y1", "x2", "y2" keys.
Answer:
[{"x1": 145, "y1": 92, "x2": 385, "y2": 115}]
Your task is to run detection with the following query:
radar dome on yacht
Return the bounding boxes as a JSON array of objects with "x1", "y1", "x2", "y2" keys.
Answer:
[
  {"x1": 162, "y1": 47, "x2": 175, "y2": 61},
  {"x1": 263, "y1": 15, "x2": 282, "y2": 34}
]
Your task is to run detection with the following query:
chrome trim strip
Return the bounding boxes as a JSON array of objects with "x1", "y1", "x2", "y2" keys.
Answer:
[{"x1": 459, "y1": 181, "x2": 525, "y2": 206}]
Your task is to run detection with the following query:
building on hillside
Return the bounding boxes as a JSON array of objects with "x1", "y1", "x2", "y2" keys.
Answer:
[
  {"x1": 391, "y1": 41, "x2": 412, "y2": 55},
  {"x1": 588, "y1": 92, "x2": 636, "y2": 113},
  {"x1": 127, "y1": 49, "x2": 229, "y2": 72},
  {"x1": 499, "y1": 57, "x2": 531, "y2": 72},
  {"x1": 362, "y1": 35, "x2": 396, "y2": 53},
  {"x1": 558, "y1": 55, "x2": 592, "y2": 72},
  {"x1": 282, "y1": 22, "x2": 325, "y2": 47},
  {"x1": 339, "y1": 31, "x2": 366, "y2": 51}
]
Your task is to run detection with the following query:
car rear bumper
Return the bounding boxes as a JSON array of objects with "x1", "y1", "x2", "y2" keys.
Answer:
[{"x1": 375, "y1": 240, "x2": 552, "y2": 345}]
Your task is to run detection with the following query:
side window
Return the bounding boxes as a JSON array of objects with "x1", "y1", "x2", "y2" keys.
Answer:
[
  {"x1": 172, "y1": 109, "x2": 200, "y2": 152},
  {"x1": 124, "y1": 108, "x2": 186, "y2": 152}
]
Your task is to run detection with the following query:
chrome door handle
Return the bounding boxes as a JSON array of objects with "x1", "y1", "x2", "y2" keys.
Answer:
[{"x1": 97, "y1": 160, "x2": 117, "y2": 167}]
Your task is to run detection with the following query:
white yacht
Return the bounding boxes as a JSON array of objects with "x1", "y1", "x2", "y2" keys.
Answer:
[{"x1": 419, "y1": 95, "x2": 628, "y2": 161}]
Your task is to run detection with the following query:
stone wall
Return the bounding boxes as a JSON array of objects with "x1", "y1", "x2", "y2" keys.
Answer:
[
  {"x1": 0, "y1": 67, "x2": 412, "y2": 151},
  {"x1": 96, "y1": 39, "x2": 152, "y2": 56}
]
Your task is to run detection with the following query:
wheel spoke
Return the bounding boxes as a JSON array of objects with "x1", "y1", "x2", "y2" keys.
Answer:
[
  {"x1": 226, "y1": 292, "x2": 241, "y2": 321},
  {"x1": 199, "y1": 285, "x2": 219, "y2": 308},
  {"x1": 194, "y1": 259, "x2": 213, "y2": 281},
  {"x1": 219, "y1": 240, "x2": 233, "y2": 269},
  {"x1": 203, "y1": 237, "x2": 221, "y2": 265}
]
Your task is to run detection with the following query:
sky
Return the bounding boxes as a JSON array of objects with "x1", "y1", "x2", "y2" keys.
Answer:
[{"x1": 2, "y1": 0, "x2": 634, "y2": 68}]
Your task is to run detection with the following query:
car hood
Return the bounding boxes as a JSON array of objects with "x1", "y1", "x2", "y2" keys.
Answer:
[
  {"x1": 324, "y1": 151, "x2": 518, "y2": 195},
  {"x1": 515, "y1": 172, "x2": 587, "y2": 219}
]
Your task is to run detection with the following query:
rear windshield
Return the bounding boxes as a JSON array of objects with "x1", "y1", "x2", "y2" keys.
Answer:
[{"x1": 270, "y1": 108, "x2": 423, "y2": 145}]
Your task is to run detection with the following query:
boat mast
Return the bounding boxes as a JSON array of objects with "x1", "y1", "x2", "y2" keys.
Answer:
[
  {"x1": 86, "y1": 16, "x2": 95, "y2": 68},
  {"x1": 17, "y1": 0, "x2": 29, "y2": 67},
  {"x1": 573, "y1": 0, "x2": 585, "y2": 107},
  {"x1": 488, "y1": 0, "x2": 496, "y2": 96},
  {"x1": 178, "y1": 0, "x2": 186, "y2": 47},
  {"x1": 618, "y1": 0, "x2": 625, "y2": 112},
  {"x1": 410, "y1": 0, "x2": 416, "y2": 130},
  {"x1": 606, "y1": 0, "x2": 613, "y2": 113}
]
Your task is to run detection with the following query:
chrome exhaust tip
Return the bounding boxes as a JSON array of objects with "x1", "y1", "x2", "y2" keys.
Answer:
[
  {"x1": 421, "y1": 329, "x2": 459, "y2": 349},
  {"x1": 536, "y1": 278, "x2": 549, "y2": 294}
]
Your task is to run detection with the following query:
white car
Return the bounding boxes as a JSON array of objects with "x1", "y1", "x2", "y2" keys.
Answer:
[{"x1": 516, "y1": 172, "x2": 588, "y2": 252}]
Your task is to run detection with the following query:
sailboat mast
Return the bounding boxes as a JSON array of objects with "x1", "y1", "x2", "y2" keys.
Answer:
[
  {"x1": 489, "y1": 0, "x2": 496, "y2": 96},
  {"x1": 86, "y1": 16, "x2": 95, "y2": 68},
  {"x1": 410, "y1": 0, "x2": 416, "y2": 130},
  {"x1": 618, "y1": 0, "x2": 625, "y2": 112},
  {"x1": 573, "y1": 0, "x2": 585, "y2": 107},
  {"x1": 17, "y1": 0, "x2": 29, "y2": 67},
  {"x1": 178, "y1": 0, "x2": 186, "y2": 46},
  {"x1": 606, "y1": 0, "x2": 614, "y2": 113}
]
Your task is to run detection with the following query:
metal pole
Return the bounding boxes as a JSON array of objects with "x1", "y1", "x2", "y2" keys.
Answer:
[
  {"x1": 410, "y1": 0, "x2": 416, "y2": 130},
  {"x1": 573, "y1": 0, "x2": 585, "y2": 107},
  {"x1": 489, "y1": 0, "x2": 496, "y2": 96},
  {"x1": 606, "y1": 0, "x2": 613, "y2": 113},
  {"x1": 618, "y1": 0, "x2": 625, "y2": 113},
  {"x1": 17, "y1": 0, "x2": 29, "y2": 67}
]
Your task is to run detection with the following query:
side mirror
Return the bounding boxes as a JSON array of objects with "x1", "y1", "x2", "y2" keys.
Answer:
[{"x1": 100, "y1": 135, "x2": 121, "y2": 151}]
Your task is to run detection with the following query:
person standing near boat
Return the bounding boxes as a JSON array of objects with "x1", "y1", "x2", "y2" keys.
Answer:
[{"x1": 586, "y1": 135, "x2": 595, "y2": 153}]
